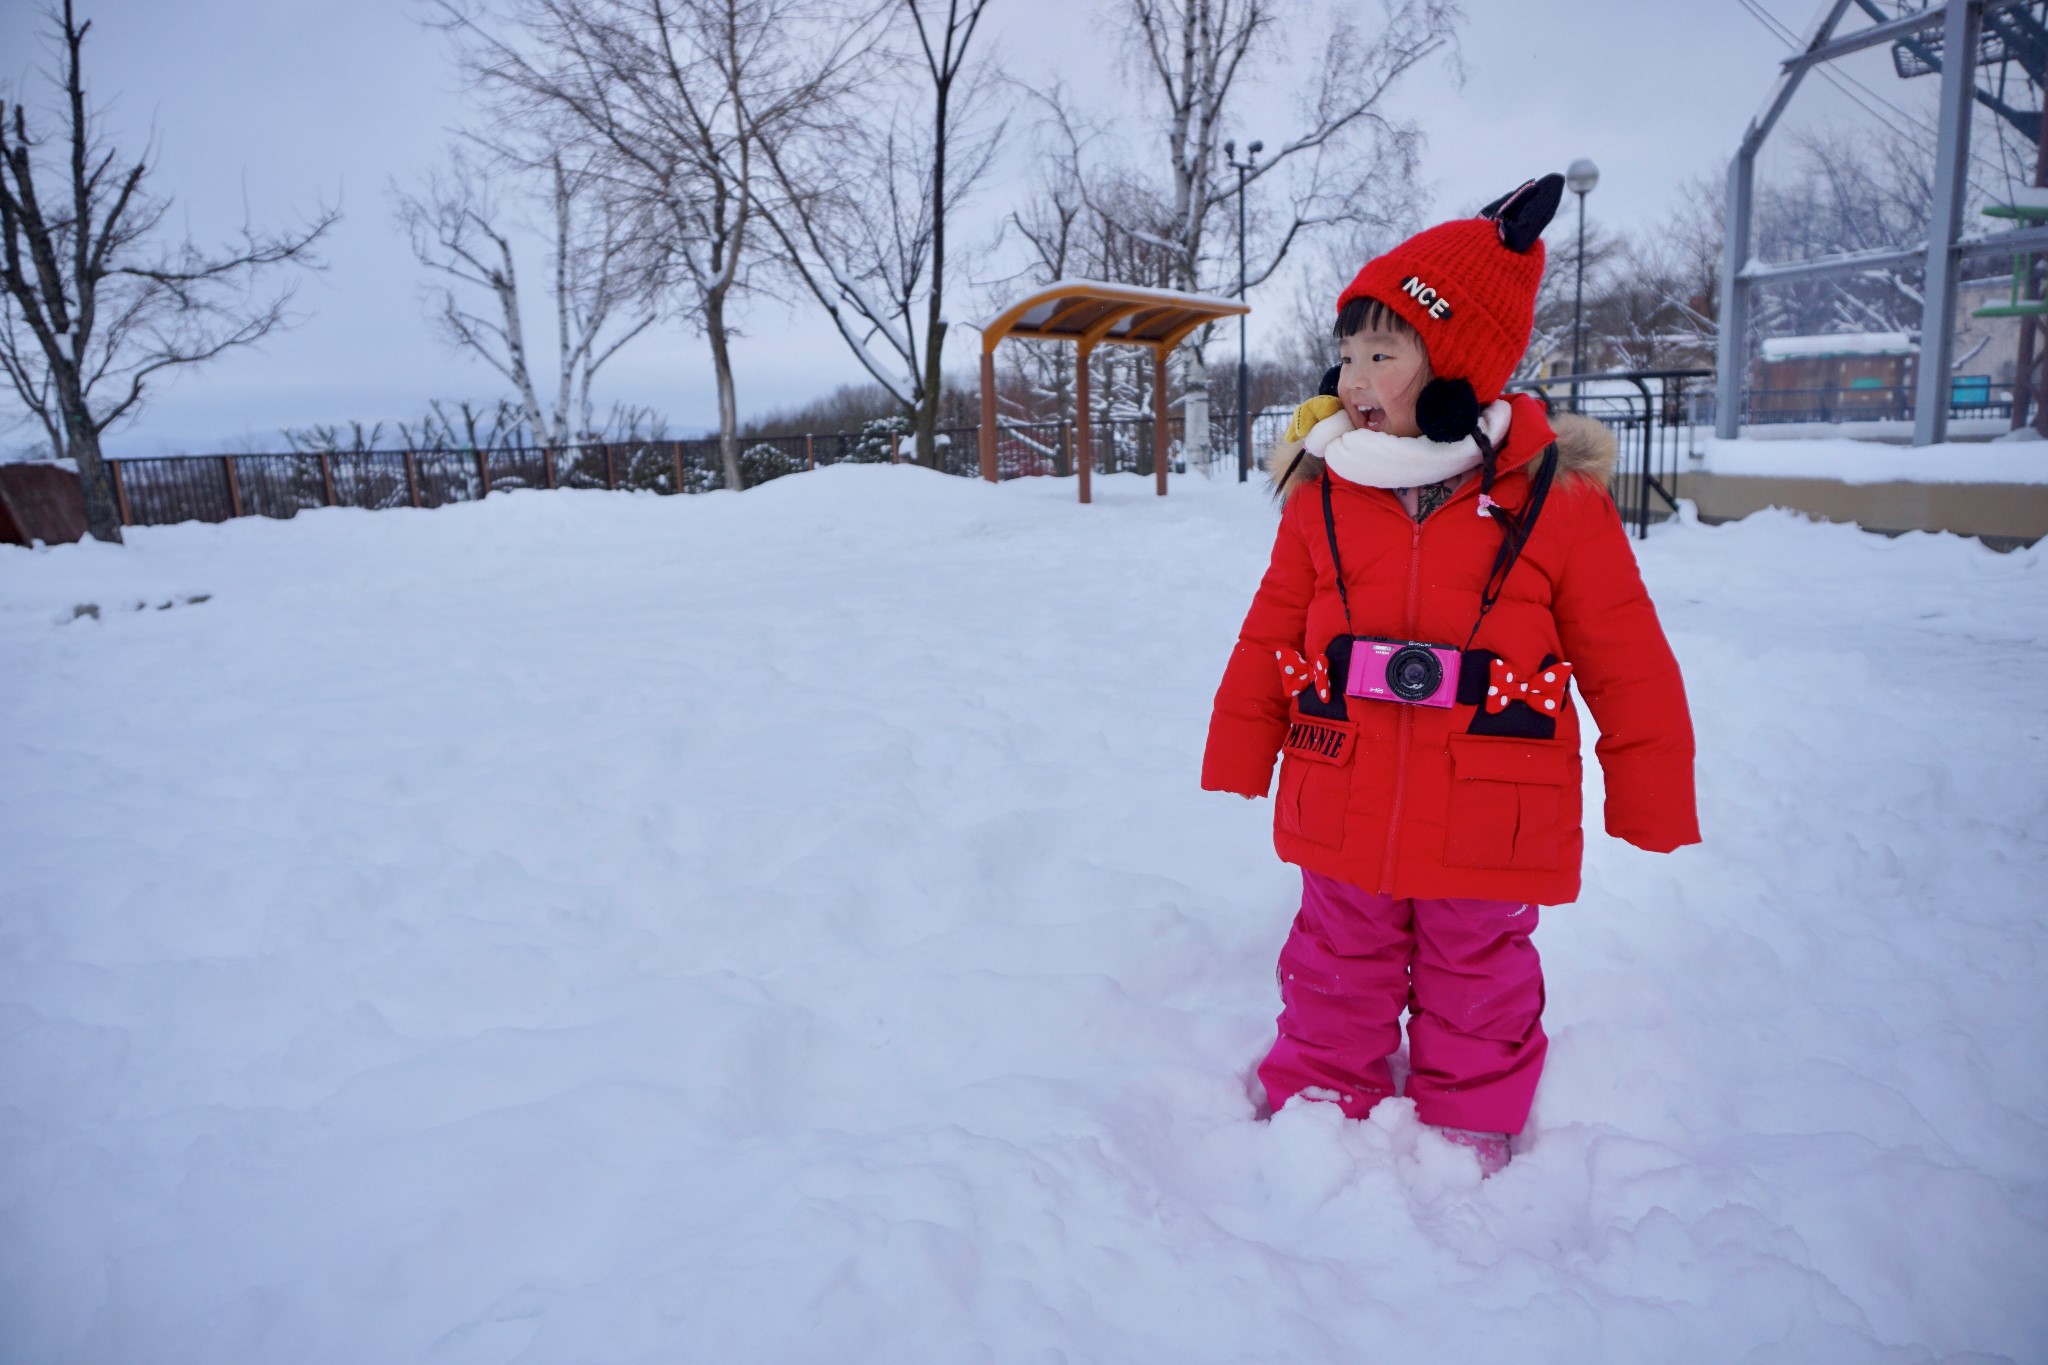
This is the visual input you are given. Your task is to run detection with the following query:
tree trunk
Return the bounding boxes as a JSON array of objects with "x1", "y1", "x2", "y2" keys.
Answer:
[
  {"x1": 57, "y1": 368, "x2": 123, "y2": 541},
  {"x1": 916, "y1": 22, "x2": 953, "y2": 471},
  {"x1": 915, "y1": 320, "x2": 947, "y2": 469},
  {"x1": 707, "y1": 292, "x2": 743, "y2": 491},
  {"x1": 68, "y1": 427, "x2": 123, "y2": 543}
]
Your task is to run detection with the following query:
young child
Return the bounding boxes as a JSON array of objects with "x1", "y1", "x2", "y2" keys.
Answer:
[{"x1": 1201, "y1": 175, "x2": 1699, "y2": 1176}]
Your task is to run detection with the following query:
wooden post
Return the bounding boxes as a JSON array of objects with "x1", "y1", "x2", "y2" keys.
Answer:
[
  {"x1": 979, "y1": 349, "x2": 998, "y2": 481},
  {"x1": 806, "y1": 433, "x2": 815, "y2": 471},
  {"x1": 604, "y1": 442, "x2": 617, "y2": 490},
  {"x1": 672, "y1": 440, "x2": 685, "y2": 493},
  {"x1": 545, "y1": 447, "x2": 558, "y2": 490},
  {"x1": 320, "y1": 452, "x2": 335, "y2": 507},
  {"x1": 890, "y1": 431, "x2": 900, "y2": 464},
  {"x1": 1153, "y1": 347, "x2": 1170, "y2": 497},
  {"x1": 110, "y1": 459, "x2": 132, "y2": 526},
  {"x1": 223, "y1": 455, "x2": 243, "y2": 518},
  {"x1": 405, "y1": 451, "x2": 421, "y2": 508},
  {"x1": 1076, "y1": 343, "x2": 1093, "y2": 505},
  {"x1": 475, "y1": 448, "x2": 491, "y2": 498}
]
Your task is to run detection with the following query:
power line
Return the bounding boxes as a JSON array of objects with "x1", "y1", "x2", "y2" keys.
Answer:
[
  {"x1": 1736, "y1": 0, "x2": 1963, "y2": 152},
  {"x1": 1735, "y1": 0, "x2": 2013, "y2": 199}
]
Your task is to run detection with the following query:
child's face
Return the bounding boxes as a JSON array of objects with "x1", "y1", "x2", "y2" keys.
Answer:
[{"x1": 1337, "y1": 327, "x2": 1429, "y2": 439}]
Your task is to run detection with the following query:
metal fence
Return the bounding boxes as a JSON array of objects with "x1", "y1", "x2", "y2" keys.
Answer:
[
  {"x1": 106, "y1": 388, "x2": 1715, "y2": 534},
  {"x1": 1509, "y1": 369, "x2": 1714, "y2": 540},
  {"x1": 112, "y1": 439, "x2": 747, "y2": 526},
  {"x1": 1735, "y1": 384, "x2": 2012, "y2": 425},
  {"x1": 104, "y1": 411, "x2": 1303, "y2": 529}
]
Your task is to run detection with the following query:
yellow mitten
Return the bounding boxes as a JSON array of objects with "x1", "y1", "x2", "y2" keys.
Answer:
[{"x1": 1283, "y1": 394, "x2": 1344, "y2": 443}]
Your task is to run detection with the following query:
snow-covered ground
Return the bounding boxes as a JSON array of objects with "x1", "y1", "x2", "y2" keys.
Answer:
[{"x1": 3, "y1": 467, "x2": 2044, "y2": 1364}]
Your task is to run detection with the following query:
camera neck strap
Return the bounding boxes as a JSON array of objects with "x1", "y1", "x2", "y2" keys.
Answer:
[
  {"x1": 1319, "y1": 470, "x2": 1358, "y2": 636},
  {"x1": 1316, "y1": 441, "x2": 1563, "y2": 654},
  {"x1": 1462, "y1": 442, "x2": 1560, "y2": 652}
]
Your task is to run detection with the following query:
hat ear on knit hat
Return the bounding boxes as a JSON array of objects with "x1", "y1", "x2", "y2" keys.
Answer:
[
  {"x1": 1482, "y1": 174, "x2": 1566, "y2": 254},
  {"x1": 1334, "y1": 172, "x2": 1566, "y2": 405}
]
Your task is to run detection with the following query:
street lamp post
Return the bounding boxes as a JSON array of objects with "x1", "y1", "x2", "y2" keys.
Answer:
[
  {"x1": 1566, "y1": 158, "x2": 1600, "y2": 399},
  {"x1": 1225, "y1": 138, "x2": 1262, "y2": 482}
]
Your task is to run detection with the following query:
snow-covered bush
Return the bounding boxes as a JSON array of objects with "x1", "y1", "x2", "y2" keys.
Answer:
[
  {"x1": 847, "y1": 415, "x2": 911, "y2": 464},
  {"x1": 739, "y1": 443, "x2": 801, "y2": 486}
]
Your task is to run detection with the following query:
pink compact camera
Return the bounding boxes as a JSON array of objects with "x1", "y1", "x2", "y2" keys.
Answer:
[{"x1": 1345, "y1": 636, "x2": 1462, "y2": 709}]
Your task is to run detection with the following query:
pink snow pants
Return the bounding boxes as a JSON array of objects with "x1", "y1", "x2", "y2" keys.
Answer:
[{"x1": 1258, "y1": 870, "x2": 1548, "y2": 1134}]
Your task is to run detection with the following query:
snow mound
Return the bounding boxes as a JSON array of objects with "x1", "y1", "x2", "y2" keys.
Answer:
[{"x1": 3, "y1": 467, "x2": 2044, "y2": 1363}]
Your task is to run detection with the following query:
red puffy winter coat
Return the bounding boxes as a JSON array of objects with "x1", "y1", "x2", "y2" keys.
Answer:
[{"x1": 1201, "y1": 394, "x2": 1699, "y2": 905}]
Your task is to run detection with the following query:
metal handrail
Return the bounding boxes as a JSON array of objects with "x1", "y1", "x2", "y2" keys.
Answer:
[
  {"x1": 1519, "y1": 367, "x2": 1715, "y2": 384},
  {"x1": 1508, "y1": 368, "x2": 1713, "y2": 539}
]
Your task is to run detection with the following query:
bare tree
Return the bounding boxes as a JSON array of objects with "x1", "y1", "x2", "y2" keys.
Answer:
[
  {"x1": 1514, "y1": 131, "x2": 1942, "y2": 383},
  {"x1": 1085, "y1": 0, "x2": 1458, "y2": 405},
  {"x1": 1589, "y1": 234, "x2": 1718, "y2": 373},
  {"x1": 1520, "y1": 215, "x2": 1625, "y2": 378},
  {"x1": 439, "y1": 0, "x2": 881, "y2": 491},
  {"x1": 282, "y1": 420, "x2": 388, "y2": 455},
  {"x1": 991, "y1": 151, "x2": 1083, "y2": 466},
  {"x1": 995, "y1": 109, "x2": 1185, "y2": 430},
  {"x1": 395, "y1": 398, "x2": 532, "y2": 451},
  {"x1": 761, "y1": 0, "x2": 1002, "y2": 469},
  {"x1": 1752, "y1": 127, "x2": 1934, "y2": 341},
  {"x1": 395, "y1": 139, "x2": 658, "y2": 449},
  {"x1": 0, "y1": 0, "x2": 334, "y2": 541},
  {"x1": 1603, "y1": 132, "x2": 1949, "y2": 384},
  {"x1": 1271, "y1": 230, "x2": 1400, "y2": 380}
]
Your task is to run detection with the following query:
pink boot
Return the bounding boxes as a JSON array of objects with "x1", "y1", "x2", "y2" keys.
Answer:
[{"x1": 1437, "y1": 1127, "x2": 1511, "y2": 1177}]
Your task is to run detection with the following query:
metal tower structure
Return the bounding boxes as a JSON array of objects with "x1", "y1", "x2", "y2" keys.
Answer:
[{"x1": 1715, "y1": 0, "x2": 2048, "y2": 444}]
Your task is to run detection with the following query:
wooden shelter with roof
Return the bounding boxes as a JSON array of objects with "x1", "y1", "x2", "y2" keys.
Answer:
[{"x1": 978, "y1": 280, "x2": 1248, "y2": 503}]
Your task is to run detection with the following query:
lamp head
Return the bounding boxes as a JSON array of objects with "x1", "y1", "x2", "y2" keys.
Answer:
[{"x1": 1566, "y1": 158, "x2": 1600, "y2": 195}]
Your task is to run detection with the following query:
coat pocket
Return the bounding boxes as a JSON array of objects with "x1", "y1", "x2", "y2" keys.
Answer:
[
  {"x1": 1277, "y1": 754, "x2": 1349, "y2": 848},
  {"x1": 1276, "y1": 715, "x2": 1358, "y2": 849},
  {"x1": 1442, "y1": 733, "x2": 1573, "y2": 871}
]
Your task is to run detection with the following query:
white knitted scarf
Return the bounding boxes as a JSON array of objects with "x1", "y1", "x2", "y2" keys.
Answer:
[{"x1": 1300, "y1": 399, "x2": 1513, "y2": 489}]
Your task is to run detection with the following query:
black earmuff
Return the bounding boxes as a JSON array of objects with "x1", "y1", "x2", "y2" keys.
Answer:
[{"x1": 1416, "y1": 377, "x2": 1481, "y2": 443}]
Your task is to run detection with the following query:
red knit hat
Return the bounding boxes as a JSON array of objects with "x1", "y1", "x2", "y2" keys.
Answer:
[{"x1": 1336, "y1": 175, "x2": 1565, "y2": 408}]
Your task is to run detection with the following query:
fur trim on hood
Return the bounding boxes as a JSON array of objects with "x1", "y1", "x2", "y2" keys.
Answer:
[{"x1": 1266, "y1": 409, "x2": 1617, "y2": 503}]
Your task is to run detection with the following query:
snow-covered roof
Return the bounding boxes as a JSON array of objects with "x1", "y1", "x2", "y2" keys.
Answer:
[
  {"x1": 982, "y1": 279, "x2": 1248, "y2": 352},
  {"x1": 1759, "y1": 332, "x2": 1918, "y2": 361},
  {"x1": 1031, "y1": 278, "x2": 1245, "y2": 315}
]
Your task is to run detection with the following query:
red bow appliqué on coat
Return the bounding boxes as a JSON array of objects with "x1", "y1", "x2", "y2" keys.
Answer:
[
  {"x1": 1275, "y1": 648, "x2": 1332, "y2": 704},
  {"x1": 1486, "y1": 657, "x2": 1573, "y2": 715}
]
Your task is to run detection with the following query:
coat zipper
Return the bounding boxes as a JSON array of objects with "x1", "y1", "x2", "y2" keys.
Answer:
[
  {"x1": 1378, "y1": 516, "x2": 1424, "y2": 892},
  {"x1": 1373, "y1": 467, "x2": 1502, "y2": 888}
]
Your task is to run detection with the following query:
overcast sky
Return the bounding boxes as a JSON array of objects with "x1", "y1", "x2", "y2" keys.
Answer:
[{"x1": 0, "y1": 0, "x2": 1975, "y2": 454}]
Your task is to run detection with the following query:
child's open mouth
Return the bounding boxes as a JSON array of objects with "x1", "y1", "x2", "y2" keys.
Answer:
[{"x1": 1357, "y1": 404, "x2": 1387, "y2": 432}]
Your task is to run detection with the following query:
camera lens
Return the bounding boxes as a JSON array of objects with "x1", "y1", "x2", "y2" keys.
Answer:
[{"x1": 1387, "y1": 645, "x2": 1442, "y2": 701}]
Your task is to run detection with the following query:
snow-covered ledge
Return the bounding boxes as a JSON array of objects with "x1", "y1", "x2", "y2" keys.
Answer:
[{"x1": 1677, "y1": 433, "x2": 2048, "y2": 547}]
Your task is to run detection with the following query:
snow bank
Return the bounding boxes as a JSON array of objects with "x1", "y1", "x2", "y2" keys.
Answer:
[
  {"x1": 1727, "y1": 416, "x2": 2018, "y2": 447},
  {"x1": 3, "y1": 471, "x2": 2044, "y2": 1363},
  {"x1": 1700, "y1": 434, "x2": 2048, "y2": 484}
]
